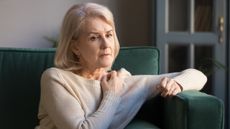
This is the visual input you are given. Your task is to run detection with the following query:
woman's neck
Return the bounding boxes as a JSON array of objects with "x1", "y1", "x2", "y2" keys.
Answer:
[{"x1": 76, "y1": 68, "x2": 107, "y2": 80}]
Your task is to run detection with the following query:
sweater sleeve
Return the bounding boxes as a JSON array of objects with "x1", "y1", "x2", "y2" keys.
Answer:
[
  {"x1": 172, "y1": 68, "x2": 207, "y2": 91},
  {"x1": 40, "y1": 68, "x2": 121, "y2": 129},
  {"x1": 125, "y1": 68, "x2": 207, "y2": 98}
]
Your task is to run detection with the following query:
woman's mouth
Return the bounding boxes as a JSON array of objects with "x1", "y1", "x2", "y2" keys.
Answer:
[{"x1": 100, "y1": 54, "x2": 111, "y2": 57}]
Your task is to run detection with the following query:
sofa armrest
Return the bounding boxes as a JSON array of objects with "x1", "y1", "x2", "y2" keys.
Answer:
[{"x1": 163, "y1": 90, "x2": 224, "y2": 129}]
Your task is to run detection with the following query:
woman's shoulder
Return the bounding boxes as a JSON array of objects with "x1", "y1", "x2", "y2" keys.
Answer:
[
  {"x1": 42, "y1": 67, "x2": 94, "y2": 82},
  {"x1": 41, "y1": 67, "x2": 74, "y2": 79},
  {"x1": 42, "y1": 67, "x2": 64, "y2": 75}
]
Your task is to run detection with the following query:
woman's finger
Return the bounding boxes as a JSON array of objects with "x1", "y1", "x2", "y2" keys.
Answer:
[
  {"x1": 166, "y1": 84, "x2": 182, "y2": 96},
  {"x1": 164, "y1": 78, "x2": 175, "y2": 92},
  {"x1": 101, "y1": 75, "x2": 107, "y2": 84},
  {"x1": 160, "y1": 78, "x2": 180, "y2": 97},
  {"x1": 171, "y1": 87, "x2": 180, "y2": 96},
  {"x1": 160, "y1": 77, "x2": 168, "y2": 88},
  {"x1": 109, "y1": 71, "x2": 117, "y2": 79},
  {"x1": 161, "y1": 90, "x2": 168, "y2": 97},
  {"x1": 167, "y1": 85, "x2": 178, "y2": 96}
]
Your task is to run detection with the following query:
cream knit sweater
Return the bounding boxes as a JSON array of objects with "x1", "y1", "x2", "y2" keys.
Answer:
[{"x1": 35, "y1": 68, "x2": 207, "y2": 129}]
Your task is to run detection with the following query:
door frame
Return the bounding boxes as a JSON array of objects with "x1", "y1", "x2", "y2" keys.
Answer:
[
  {"x1": 155, "y1": 1, "x2": 227, "y2": 128},
  {"x1": 226, "y1": 0, "x2": 230, "y2": 128}
]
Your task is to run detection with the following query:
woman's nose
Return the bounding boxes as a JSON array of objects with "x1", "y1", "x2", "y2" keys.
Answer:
[{"x1": 101, "y1": 36, "x2": 110, "y2": 48}]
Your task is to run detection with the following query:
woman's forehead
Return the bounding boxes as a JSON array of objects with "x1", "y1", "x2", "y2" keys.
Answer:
[{"x1": 81, "y1": 17, "x2": 113, "y2": 34}]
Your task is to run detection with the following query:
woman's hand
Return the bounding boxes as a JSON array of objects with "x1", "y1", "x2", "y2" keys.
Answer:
[
  {"x1": 157, "y1": 77, "x2": 183, "y2": 97},
  {"x1": 101, "y1": 71, "x2": 123, "y2": 96}
]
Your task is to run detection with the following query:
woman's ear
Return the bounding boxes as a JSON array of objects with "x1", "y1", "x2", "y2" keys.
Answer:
[
  {"x1": 72, "y1": 48, "x2": 80, "y2": 56},
  {"x1": 71, "y1": 42, "x2": 80, "y2": 56}
]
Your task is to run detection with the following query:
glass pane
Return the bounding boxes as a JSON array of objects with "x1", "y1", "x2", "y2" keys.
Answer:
[
  {"x1": 169, "y1": 0, "x2": 189, "y2": 31},
  {"x1": 195, "y1": 45, "x2": 213, "y2": 94},
  {"x1": 195, "y1": 0, "x2": 213, "y2": 32},
  {"x1": 168, "y1": 44, "x2": 189, "y2": 72}
]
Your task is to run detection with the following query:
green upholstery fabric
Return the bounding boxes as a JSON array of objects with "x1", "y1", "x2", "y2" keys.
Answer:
[
  {"x1": 112, "y1": 47, "x2": 159, "y2": 75},
  {"x1": 164, "y1": 90, "x2": 224, "y2": 129},
  {"x1": 0, "y1": 47, "x2": 224, "y2": 129},
  {"x1": 0, "y1": 48, "x2": 55, "y2": 129},
  {"x1": 125, "y1": 120, "x2": 160, "y2": 129}
]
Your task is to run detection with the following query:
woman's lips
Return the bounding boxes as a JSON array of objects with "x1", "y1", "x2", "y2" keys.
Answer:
[{"x1": 100, "y1": 54, "x2": 111, "y2": 57}]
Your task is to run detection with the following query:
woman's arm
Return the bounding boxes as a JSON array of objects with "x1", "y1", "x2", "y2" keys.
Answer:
[
  {"x1": 40, "y1": 69, "x2": 121, "y2": 129},
  {"x1": 156, "y1": 68, "x2": 207, "y2": 97},
  {"x1": 125, "y1": 68, "x2": 207, "y2": 98}
]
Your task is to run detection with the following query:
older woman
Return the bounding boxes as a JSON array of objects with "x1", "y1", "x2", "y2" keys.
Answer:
[{"x1": 35, "y1": 3, "x2": 207, "y2": 129}]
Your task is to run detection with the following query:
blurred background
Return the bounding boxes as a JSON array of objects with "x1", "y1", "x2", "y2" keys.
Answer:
[{"x1": 0, "y1": 0, "x2": 153, "y2": 47}]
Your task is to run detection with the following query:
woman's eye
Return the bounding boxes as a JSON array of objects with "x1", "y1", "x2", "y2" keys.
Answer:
[
  {"x1": 106, "y1": 33, "x2": 113, "y2": 38},
  {"x1": 89, "y1": 36, "x2": 97, "y2": 41}
]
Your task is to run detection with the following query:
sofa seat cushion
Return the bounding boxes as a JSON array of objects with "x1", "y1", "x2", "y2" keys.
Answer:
[{"x1": 125, "y1": 120, "x2": 160, "y2": 129}]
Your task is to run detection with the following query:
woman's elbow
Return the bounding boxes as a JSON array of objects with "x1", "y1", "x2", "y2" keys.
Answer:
[{"x1": 187, "y1": 68, "x2": 208, "y2": 89}]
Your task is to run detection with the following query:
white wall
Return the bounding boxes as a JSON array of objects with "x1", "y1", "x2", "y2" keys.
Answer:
[{"x1": 0, "y1": 0, "x2": 151, "y2": 48}]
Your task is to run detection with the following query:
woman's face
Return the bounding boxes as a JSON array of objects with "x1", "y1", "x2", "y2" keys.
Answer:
[{"x1": 73, "y1": 17, "x2": 115, "y2": 71}]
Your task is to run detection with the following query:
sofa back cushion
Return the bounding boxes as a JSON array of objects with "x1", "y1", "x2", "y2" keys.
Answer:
[
  {"x1": 0, "y1": 47, "x2": 159, "y2": 129},
  {"x1": 0, "y1": 48, "x2": 55, "y2": 129}
]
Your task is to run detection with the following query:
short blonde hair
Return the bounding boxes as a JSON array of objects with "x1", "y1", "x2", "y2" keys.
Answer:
[{"x1": 54, "y1": 3, "x2": 120, "y2": 71}]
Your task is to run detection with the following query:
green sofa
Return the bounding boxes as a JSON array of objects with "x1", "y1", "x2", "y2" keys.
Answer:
[{"x1": 0, "y1": 47, "x2": 224, "y2": 129}]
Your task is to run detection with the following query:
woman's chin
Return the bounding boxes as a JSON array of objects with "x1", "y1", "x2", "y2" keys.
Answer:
[
  {"x1": 99, "y1": 62, "x2": 113, "y2": 68},
  {"x1": 102, "y1": 64, "x2": 112, "y2": 68},
  {"x1": 99, "y1": 59, "x2": 113, "y2": 67}
]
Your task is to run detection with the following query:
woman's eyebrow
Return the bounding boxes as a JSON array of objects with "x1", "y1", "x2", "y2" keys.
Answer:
[
  {"x1": 106, "y1": 29, "x2": 113, "y2": 33},
  {"x1": 88, "y1": 32, "x2": 99, "y2": 35},
  {"x1": 87, "y1": 29, "x2": 113, "y2": 34}
]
